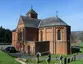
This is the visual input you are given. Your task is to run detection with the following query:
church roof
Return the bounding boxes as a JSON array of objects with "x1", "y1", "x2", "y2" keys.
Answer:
[
  {"x1": 26, "y1": 8, "x2": 38, "y2": 15},
  {"x1": 21, "y1": 16, "x2": 40, "y2": 28},
  {"x1": 13, "y1": 8, "x2": 70, "y2": 31},
  {"x1": 38, "y1": 16, "x2": 69, "y2": 27},
  {"x1": 20, "y1": 16, "x2": 69, "y2": 28}
]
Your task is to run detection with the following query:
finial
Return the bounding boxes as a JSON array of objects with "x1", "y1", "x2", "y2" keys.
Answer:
[
  {"x1": 56, "y1": 11, "x2": 58, "y2": 17},
  {"x1": 31, "y1": 5, "x2": 33, "y2": 9}
]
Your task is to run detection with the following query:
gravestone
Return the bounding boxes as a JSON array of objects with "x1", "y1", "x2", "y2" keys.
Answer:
[
  {"x1": 63, "y1": 58, "x2": 67, "y2": 64},
  {"x1": 36, "y1": 52, "x2": 40, "y2": 63},
  {"x1": 47, "y1": 53, "x2": 51, "y2": 64},
  {"x1": 73, "y1": 55, "x2": 76, "y2": 61},
  {"x1": 71, "y1": 57, "x2": 73, "y2": 62},
  {"x1": 67, "y1": 58, "x2": 70, "y2": 63},
  {"x1": 56, "y1": 56, "x2": 58, "y2": 61},
  {"x1": 60, "y1": 55, "x2": 63, "y2": 64}
]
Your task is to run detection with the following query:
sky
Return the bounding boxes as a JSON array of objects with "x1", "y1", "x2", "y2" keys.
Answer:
[{"x1": 0, "y1": 0, "x2": 83, "y2": 31}]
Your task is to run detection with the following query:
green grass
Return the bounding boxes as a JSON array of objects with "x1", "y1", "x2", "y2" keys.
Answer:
[
  {"x1": 26, "y1": 60, "x2": 60, "y2": 64},
  {"x1": 0, "y1": 51, "x2": 20, "y2": 64},
  {"x1": 69, "y1": 59, "x2": 83, "y2": 64},
  {"x1": 26, "y1": 59, "x2": 83, "y2": 64}
]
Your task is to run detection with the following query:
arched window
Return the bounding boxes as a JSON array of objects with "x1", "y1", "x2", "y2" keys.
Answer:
[
  {"x1": 57, "y1": 30, "x2": 61, "y2": 40},
  {"x1": 19, "y1": 32, "x2": 22, "y2": 41}
]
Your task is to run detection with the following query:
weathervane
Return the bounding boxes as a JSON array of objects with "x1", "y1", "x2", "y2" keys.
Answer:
[{"x1": 31, "y1": 5, "x2": 33, "y2": 9}]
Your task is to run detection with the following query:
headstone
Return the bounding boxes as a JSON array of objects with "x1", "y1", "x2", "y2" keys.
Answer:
[
  {"x1": 56, "y1": 56, "x2": 58, "y2": 61},
  {"x1": 47, "y1": 53, "x2": 51, "y2": 64},
  {"x1": 73, "y1": 55, "x2": 76, "y2": 61},
  {"x1": 1, "y1": 47, "x2": 3, "y2": 50},
  {"x1": 36, "y1": 52, "x2": 40, "y2": 63},
  {"x1": 70, "y1": 57, "x2": 73, "y2": 62},
  {"x1": 59, "y1": 55, "x2": 63, "y2": 64},
  {"x1": 67, "y1": 58, "x2": 70, "y2": 63},
  {"x1": 63, "y1": 57, "x2": 67, "y2": 64}
]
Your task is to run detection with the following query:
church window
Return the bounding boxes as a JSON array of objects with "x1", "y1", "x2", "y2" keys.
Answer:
[
  {"x1": 57, "y1": 30, "x2": 61, "y2": 40},
  {"x1": 19, "y1": 32, "x2": 22, "y2": 41}
]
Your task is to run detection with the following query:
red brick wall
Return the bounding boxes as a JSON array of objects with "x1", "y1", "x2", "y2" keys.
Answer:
[{"x1": 24, "y1": 27, "x2": 38, "y2": 41}]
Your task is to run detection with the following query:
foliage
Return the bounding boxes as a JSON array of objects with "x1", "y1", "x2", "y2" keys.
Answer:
[
  {"x1": 72, "y1": 43, "x2": 83, "y2": 53},
  {"x1": 71, "y1": 31, "x2": 83, "y2": 43},
  {"x1": 71, "y1": 46, "x2": 80, "y2": 53},
  {"x1": 0, "y1": 26, "x2": 12, "y2": 44}
]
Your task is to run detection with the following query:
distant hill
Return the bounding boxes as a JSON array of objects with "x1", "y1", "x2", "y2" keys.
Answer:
[{"x1": 71, "y1": 31, "x2": 83, "y2": 43}]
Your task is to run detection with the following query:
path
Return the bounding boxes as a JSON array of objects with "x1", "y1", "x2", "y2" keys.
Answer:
[
  {"x1": 15, "y1": 58, "x2": 26, "y2": 64},
  {"x1": 76, "y1": 54, "x2": 83, "y2": 60}
]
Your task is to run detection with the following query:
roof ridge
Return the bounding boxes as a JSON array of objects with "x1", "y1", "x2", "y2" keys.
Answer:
[
  {"x1": 38, "y1": 20, "x2": 42, "y2": 28},
  {"x1": 26, "y1": 8, "x2": 38, "y2": 15}
]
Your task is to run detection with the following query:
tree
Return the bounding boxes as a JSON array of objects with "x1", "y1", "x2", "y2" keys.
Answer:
[{"x1": 0, "y1": 26, "x2": 12, "y2": 44}]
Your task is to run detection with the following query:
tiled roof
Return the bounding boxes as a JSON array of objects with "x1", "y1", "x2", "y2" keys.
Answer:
[
  {"x1": 39, "y1": 16, "x2": 69, "y2": 27},
  {"x1": 21, "y1": 16, "x2": 40, "y2": 28},
  {"x1": 26, "y1": 8, "x2": 38, "y2": 15},
  {"x1": 16, "y1": 16, "x2": 69, "y2": 29}
]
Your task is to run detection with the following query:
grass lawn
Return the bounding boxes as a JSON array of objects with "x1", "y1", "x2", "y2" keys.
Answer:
[
  {"x1": 69, "y1": 59, "x2": 83, "y2": 64},
  {"x1": 0, "y1": 51, "x2": 20, "y2": 64},
  {"x1": 26, "y1": 59, "x2": 83, "y2": 64},
  {"x1": 26, "y1": 59, "x2": 60, "y2": 64}
]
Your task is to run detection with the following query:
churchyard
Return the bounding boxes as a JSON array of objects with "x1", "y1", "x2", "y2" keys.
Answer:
[{"x1": 0, "y1": 42, "x2": 83, "y2": 64}]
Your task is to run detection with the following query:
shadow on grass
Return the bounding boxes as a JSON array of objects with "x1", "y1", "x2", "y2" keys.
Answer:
[
  {"x1": 0, "y1": 60, "x2": 2, "y2": 63},
  {"x1": 39, "y1": 60, "x2": 46, "y2": 63}
]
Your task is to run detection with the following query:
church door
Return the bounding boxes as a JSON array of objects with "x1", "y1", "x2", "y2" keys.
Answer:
[{"x1": 28, "y1": 46, "x2": 30, "y2": 54}]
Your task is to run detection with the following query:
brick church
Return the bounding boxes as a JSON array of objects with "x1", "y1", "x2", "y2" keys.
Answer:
[{"x1": 12, "y1": 8, "x2": 71, "y2": 55}]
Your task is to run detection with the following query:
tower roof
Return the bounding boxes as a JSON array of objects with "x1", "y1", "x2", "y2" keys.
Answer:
[
  {"x1": 26, "y1": 8, "x2": 38, "y2": 15},
  {"x1": 21, "y1": 16, "x2": 40, "y2": 28}
]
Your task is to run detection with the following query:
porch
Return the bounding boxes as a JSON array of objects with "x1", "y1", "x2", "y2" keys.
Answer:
[{"x1": 35, "y1": 41, "x2": 50, "y2": 55}]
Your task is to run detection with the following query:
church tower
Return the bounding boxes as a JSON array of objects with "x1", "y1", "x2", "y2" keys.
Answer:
[{"x1": 26, "y1": 7, "x2": 38, "y2": 19}]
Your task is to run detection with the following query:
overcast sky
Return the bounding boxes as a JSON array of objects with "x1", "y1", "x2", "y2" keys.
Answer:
[{"x1": 0, "y1": 0, "x2": 83, "y2": 31}]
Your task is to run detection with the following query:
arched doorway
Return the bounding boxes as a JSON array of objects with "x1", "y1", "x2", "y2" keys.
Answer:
[{"x1": 28, "y1": 45, "x2": 30, "y2": 54}]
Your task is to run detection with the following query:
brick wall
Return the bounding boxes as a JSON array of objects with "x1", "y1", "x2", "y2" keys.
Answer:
[{"x1": 38, "y1": 26, "x2": 71, "y2": 55}]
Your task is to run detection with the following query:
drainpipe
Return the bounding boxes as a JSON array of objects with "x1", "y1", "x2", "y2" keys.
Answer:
[
  {"x1": 53, "y1": 26, "x2": 54, "y2": 54},
  {"x1": 23, "y1": 28, "x2": 24, "y2": 52}
]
